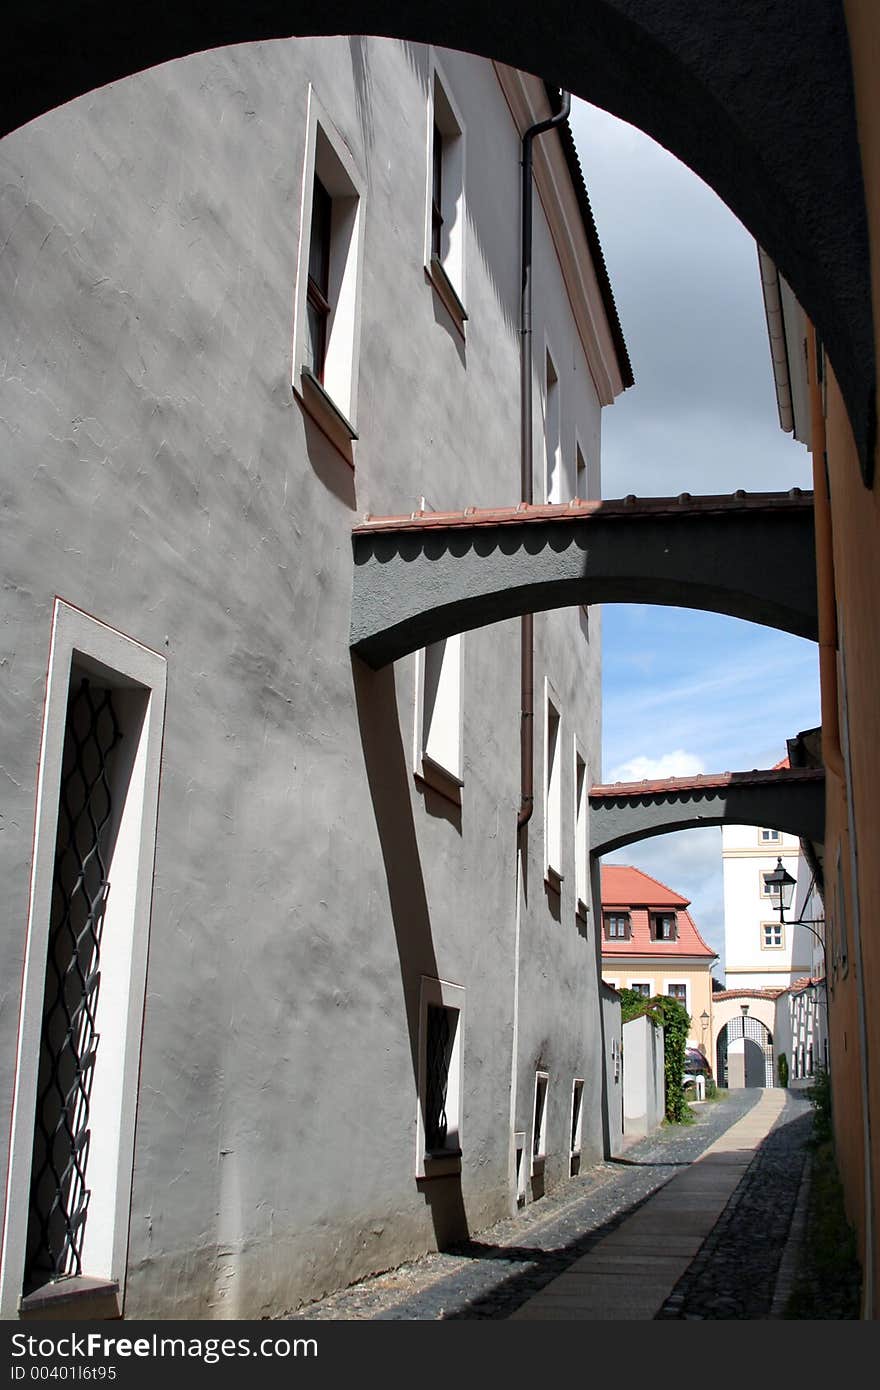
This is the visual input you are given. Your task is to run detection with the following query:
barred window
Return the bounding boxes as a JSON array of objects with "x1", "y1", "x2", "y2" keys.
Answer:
[
  {"x1": 424, "y1": 1005, "x2": 456, "y2": 1154},
  {"x1": 416, "y1": 978, "x2": 464, "y2": 1177}
]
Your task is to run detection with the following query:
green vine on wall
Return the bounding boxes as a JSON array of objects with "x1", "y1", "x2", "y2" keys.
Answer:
[{"x1": 618, "y1": 989, "x2": 691, "y2": 1123}]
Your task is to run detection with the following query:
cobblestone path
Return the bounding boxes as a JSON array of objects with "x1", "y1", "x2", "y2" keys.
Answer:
[{"x1": 285, "y1": 1089, "x2": 814, "y2": 1321}]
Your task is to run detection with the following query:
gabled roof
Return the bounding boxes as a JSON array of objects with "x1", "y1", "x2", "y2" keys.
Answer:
[
  {"x1": 600, "y1": 865, "x2": 716, "y2": 961},
  {"x1": 601, "y1": 865, "x2": 689, "y2": 908},
  {"x1": 544, "y1": 86, "x2": 633, "y2": 391}
]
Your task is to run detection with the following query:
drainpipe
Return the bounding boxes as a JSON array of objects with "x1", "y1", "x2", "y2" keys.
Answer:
[{"x1": 518, "y1": 89, "x2": 571, "y2": 832}]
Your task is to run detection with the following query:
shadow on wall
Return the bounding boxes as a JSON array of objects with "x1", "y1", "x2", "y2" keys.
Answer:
[
  {"x1": 297, "y1": 403, "x2": 358, "y2": 511},
  {"x1": 351, "y1": 655, "x2": 469, "y2": 1248}
]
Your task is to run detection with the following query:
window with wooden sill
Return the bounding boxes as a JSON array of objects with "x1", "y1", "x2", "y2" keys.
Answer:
[
  {"x1": 293, "y1": 91, "x2": 364, "y2": 463},
  {"x1": 425, "y1": 65, "x2": 466, "y2": 336}
]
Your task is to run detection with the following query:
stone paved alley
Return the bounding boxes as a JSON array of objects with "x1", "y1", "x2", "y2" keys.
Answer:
[{"x1": 285, "y1": 1090, "x2": 825, "y2": 1320}]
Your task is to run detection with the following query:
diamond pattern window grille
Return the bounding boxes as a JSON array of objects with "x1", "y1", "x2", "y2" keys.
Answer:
[
  {"x1": 24, "y1": 677, "x2": 121, "y2": 1291},
  {"x1": 425, "y1": 1005, "x2": 452, "y2": 1152}
]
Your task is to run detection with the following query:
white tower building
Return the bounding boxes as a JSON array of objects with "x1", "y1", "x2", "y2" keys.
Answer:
[{"x1": 722, "y1": 822, "x2": 814, "y2": 989}]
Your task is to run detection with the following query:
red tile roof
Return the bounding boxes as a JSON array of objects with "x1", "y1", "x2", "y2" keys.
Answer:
[
  {"x1": 600, "y1": 865, "x2": 716, "y2": 960},
  {"x1": 354, "y1": 490, "x2": 813, "y2": 533},
  {"x1": 713, "y1": 987, "x2": 787, "y2": 1001},
  {"x1": 602, "y1": 865, "x2": 689, "y2": 907},
  {"x1": 590, "y1": 766, "x2": 822, "y2": 798}
]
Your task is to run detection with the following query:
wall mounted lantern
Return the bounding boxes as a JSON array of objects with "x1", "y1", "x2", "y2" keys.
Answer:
[{"x1": 763, "y1": 855, "x2": 797, "y2": 922}]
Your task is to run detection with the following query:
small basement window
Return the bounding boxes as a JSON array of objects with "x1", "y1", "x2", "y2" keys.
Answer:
[
  {"x1": 532, "y1": 1072, "x2": 549, "y2": 1172},
  {"x1": 416, "y1": 977, "x2": 465, "y2": 1178}
]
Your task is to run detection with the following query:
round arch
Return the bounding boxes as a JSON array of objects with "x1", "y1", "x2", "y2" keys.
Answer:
[
  {"x1": 2, "y1": 2, "x2": 873, "y2": 481},
  {"x1": 712, "y1": 994, "x2": 778, "y2": 1089}
]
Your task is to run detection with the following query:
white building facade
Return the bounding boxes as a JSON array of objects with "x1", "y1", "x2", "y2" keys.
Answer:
[
  {"x1": 0, "y1": 39, "x2": 628, "y2": 1319},
  {"x1": 722, "y1": 823, "x2": 814, "y2": 989}
]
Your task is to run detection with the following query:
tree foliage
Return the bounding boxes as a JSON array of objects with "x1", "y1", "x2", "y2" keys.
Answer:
[
  {"x1": 777, "y1": 1051, "x2": 789, "y2": 1088},
  {"x1": 617, "y1": 989, "x2": 691, "y2": 1122}
]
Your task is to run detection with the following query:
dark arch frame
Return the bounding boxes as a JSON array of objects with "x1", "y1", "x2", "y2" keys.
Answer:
[
  {"x1": 588, "y1": 769, "x2": 825, "y2": 856},
  {"x1": 2, "y1": 2, "x2": 874, "y2": 482}
]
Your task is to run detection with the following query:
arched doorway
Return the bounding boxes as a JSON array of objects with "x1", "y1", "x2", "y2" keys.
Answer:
[{"x1": 717, "y1": 1015, "x2": 774, "y2": 1089}]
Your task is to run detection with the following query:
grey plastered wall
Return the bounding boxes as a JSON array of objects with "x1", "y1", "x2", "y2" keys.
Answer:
[
  {"x1": 0, "y1": 37, "x2": 611, "y2": 1316},
  {"x1": 623, "y1": 1014, "x2": 665, "y2": 1137},
  {"x1": 600, "y1": 983, "x2": 623, "y2": 1157}
]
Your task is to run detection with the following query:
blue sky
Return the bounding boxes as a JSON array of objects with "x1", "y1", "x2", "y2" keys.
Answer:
[{"x1": 569, "y1": 101, "x2": 820, "y2": 969}]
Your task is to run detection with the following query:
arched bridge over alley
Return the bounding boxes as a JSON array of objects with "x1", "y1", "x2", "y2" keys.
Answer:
[
  {"x1": 588, "y1": 767, "x2": 825, "y2": 856},
  {"x1": 350, "y1": 492, "x2": 817, "y2": 668}
]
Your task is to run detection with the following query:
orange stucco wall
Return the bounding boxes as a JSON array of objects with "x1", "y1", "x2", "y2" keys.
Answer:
[
  {"x1": 821, "y1": 363, "x2": 879, "y2": 1316},
  {"x1": 825, "y1": 2, "x2": 880, "y2": 1318}
]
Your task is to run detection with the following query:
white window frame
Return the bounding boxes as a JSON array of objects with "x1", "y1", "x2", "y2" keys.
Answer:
[
  {"x1": 569, "y1": 1078, "x2": 584, "y2": 1159},
  {"x1": 573, "y1": 742, "x2": 588, "y2": 920},
  {"x1": 544, "y1": 344, "x2": 563, "y2": 504},
  {"x1": 531, "y1": 1072, "x2": 549, "y2": 1174},
  {"x1": 416, "y1": 977, "x2": 465, "y2": 1179},
  {"x1": 761, "y1": 921, "x2": 785, "y2": 950},
  {"x1": 628, "y1": 981, "x2": 653, "y2": 998},
  {"x1": 424, "y1": 56, "x2": 467, "y2": 332},
  {"x1": 514, "y1": 1131, "x2": 528, "y2": 1206},
  {"x1": 414, "y1": 638, "x2": 464, "y2": 797},
  {"x1": 759, "y1": 828, "x2": 781, "y2": 844},
  {"x1": 0, "y1": 600, "x2": 166, "y2": 1319},
  {"x1": 413, "y1": 498, "x2": 464, "y2": 800},
  {"x1": 575, "y1": 439, "x2": 587, "y2": 500},
  {"x1": 292, "y1": 87, "x2": 366, "y2": 458},
  {"x1": 544, "y1": 683, "x2": 563, "y2": 887},
  {"x1": 664, "y1": 981, "x2": 689, "y2": 1011}
]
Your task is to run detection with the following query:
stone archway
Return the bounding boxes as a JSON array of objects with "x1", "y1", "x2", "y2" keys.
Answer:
[
  {"x1": 2, "y1": 2, "x2": 873, "y2": 481},
  {"x1": 713, "y1": 994, "x2": 778, "y2": 1089}
]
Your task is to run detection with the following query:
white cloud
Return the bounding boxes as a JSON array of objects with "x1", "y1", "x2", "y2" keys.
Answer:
[{"x1": 606, "y1": 750, "x2": 705, "y2": 783}]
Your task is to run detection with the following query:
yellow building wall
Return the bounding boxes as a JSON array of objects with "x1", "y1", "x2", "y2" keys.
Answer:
[{"x1": 600, "y1": 965, "x2": 714, "y2": 1054}]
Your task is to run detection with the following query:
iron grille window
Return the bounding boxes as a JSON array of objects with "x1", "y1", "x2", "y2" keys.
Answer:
[
  {"x1": 25, "y1": 677, "x2": 121, "y2": 1291},
  {"x1": 424, "y1": 1005, "x2": 455, "y2": 1154}
]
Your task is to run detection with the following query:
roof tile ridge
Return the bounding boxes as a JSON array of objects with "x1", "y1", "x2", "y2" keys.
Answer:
[
  {"x1": 616, "y1": 865, "x2": 691, "y2": 907},
  {"x1": 680, "y1": 908, "x2": 717, "y2": 956}
]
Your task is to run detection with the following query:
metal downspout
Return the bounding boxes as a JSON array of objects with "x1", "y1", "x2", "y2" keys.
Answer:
[
  {"x1": 510, "y1": 90, "x2": 572, "y2": 1211},
  {"x1": 518, "y1": 89, "x2": 571, "y2": 833}
]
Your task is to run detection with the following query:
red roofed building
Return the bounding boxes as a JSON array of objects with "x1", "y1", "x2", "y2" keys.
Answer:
[{"x1": 601, "y1": 865, "x2": 718, "y2": 1052}]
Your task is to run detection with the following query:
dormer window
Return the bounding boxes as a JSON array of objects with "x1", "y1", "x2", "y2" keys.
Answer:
[
  {"x1": 604, "y1": 913, "x2": 630, "y2": 940},
  {"x1": 651, "y1": 913, "x2": 678, "y2": 941}
]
